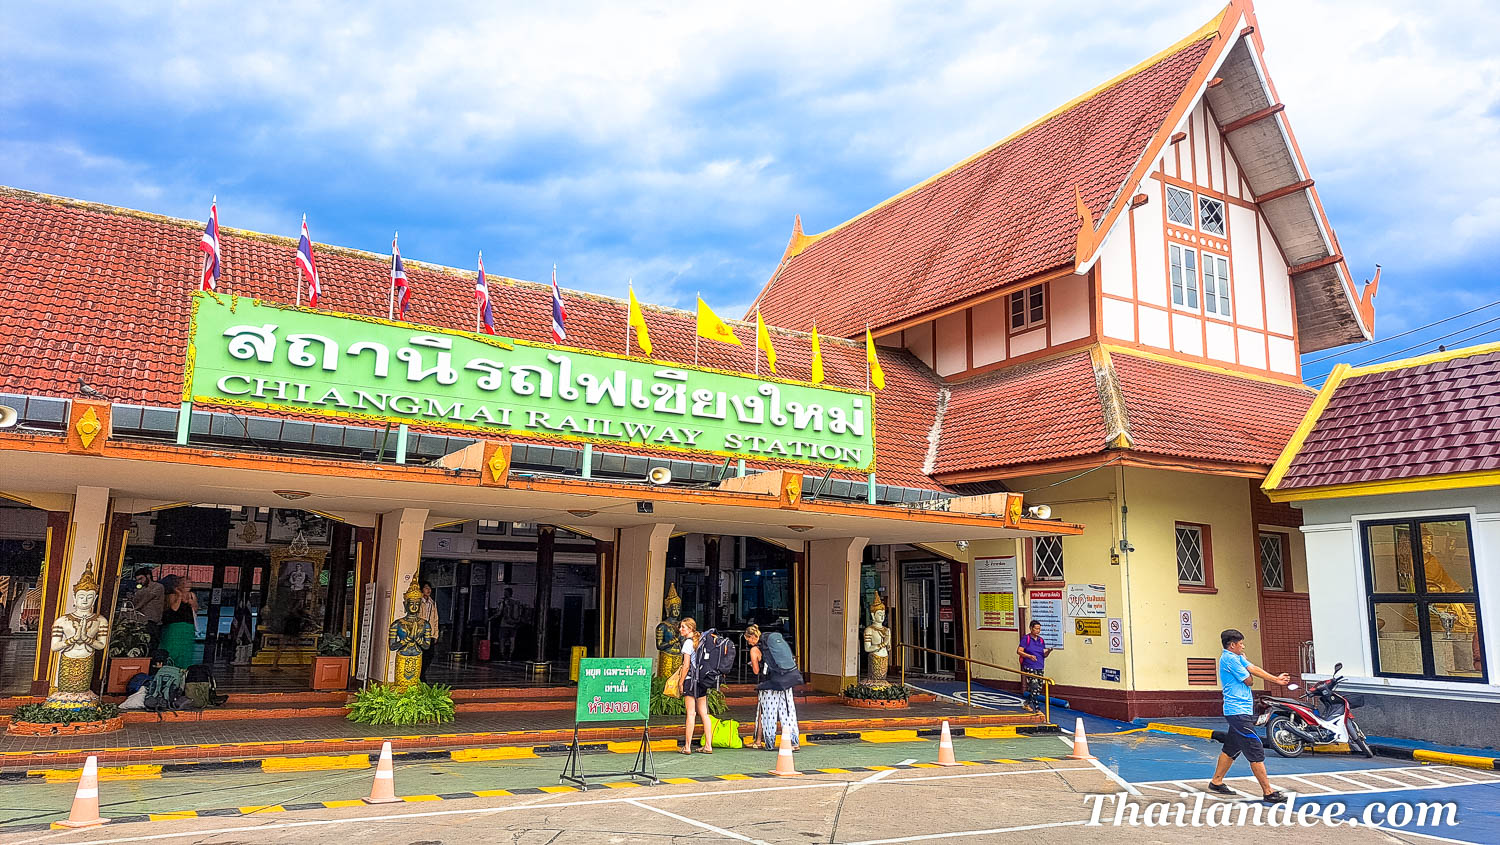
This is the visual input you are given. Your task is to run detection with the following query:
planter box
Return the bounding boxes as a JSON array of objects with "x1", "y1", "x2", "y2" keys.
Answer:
[
  {"x1": 107, "y1": 657, "x2": 151, "y2": 694},
  {"x1": 843, "y1": 697, "x2": 909, "y2": 710},
  {"x1": 311, "y1": 656, "x2": 351, "y2": 691},
  {"x1": 7, "y1": 715, "x2": 125, "y2": 736}
]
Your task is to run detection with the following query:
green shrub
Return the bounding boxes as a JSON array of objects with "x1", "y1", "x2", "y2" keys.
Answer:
[
  {"x1": 317, "y1": 634, "x2": 351, "y2": 657},
  {"x1": 649, "y1": 674, "x2": 727, "y2": 717},
  {"x1": 108, "y1": 616, "x2": 152, "y2": 657},
  {"x1": 841, "y1": 683, "x2": 910, "y2": 702},
  {"x1": 13, "y1": 703, "x2": 121, "y2": 724},
  {"x1": 345, "y1": 682, "x2": 455, "y2": 726}
]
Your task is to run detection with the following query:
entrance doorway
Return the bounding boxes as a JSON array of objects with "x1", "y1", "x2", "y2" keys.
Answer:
[
  {"x1": 901, "y1": 560, "x2": 959, "y2": 677},
  {"x1": 0, "y1": 500, "x2": 46, "y2": 695}
]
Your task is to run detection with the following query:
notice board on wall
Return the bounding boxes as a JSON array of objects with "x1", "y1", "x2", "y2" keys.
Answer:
[
  {"x1": 1028, "y1": 589, "x2": 1065, "y2": 649},
  {"x1": 974, "y1": 555, "x2": 1018, "y2": 631}
]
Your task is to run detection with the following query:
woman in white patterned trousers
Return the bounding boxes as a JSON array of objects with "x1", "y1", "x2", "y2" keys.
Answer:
[{"x1": 745, "y1": 624, "x2": 801, "y2": 750}]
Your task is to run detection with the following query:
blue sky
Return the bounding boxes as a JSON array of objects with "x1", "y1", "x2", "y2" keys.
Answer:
[{"x1": 3, "y1": 1, "x2": 1497, "y2": 384}]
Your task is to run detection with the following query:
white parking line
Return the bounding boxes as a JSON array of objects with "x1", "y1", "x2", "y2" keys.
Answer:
[
  {"x1": 841, "y1": 819, "x2": 1090, "y2": 845},
  {"x1": 1356, "y1": 770, "x2": 1422, "y2": 788},
  {"x1": 1056, "y1": 735, "x2": 1143, "y2": 796},
  {"x1": 1284, "y1": 774, "x2": 1336, "y2": 793},
  {"x1": 1320, "y1": 772, "x2": 1376, "y2": 789},
  {"x1": 627, "y1": 798, "x2": 770, "y2": 845},
  {"x1": 1397, "y1": 768, "x2": 1449, "y2": 784},
  {"x1": 1431, "y1": 766, "x2": 1494, "y2": 783}
]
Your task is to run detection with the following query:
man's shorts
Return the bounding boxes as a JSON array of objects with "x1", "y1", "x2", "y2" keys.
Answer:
[{"x1": 1221, "y1": 714, "x2": 1265, "y2": 763}]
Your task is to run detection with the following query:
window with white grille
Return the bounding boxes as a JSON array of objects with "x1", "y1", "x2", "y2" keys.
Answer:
[
  {"x1": 1260, "y1": 532, "x2": 1286, "y2": 591},
  {"x1": 1170, "y1": 244, "x2": 1199, "y2": 309},
  {"x1": 1202, "y1": 253, "x2": 1232, "y2": 318},
  {"x1": 1033, "y1": 536, "x2": 1064, "y2": 581},
  {"x1": 1166, "y1": 185, "x2": 1195, "y2": 226},
  {"x1": 1176, "y1": 524, "x2": 1207, "y2": 586},
  {"x1": 1198, "y1": 196, "x2": 1226, "y2": 236}
]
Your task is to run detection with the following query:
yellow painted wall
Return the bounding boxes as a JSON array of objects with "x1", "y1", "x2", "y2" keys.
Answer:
[
  {"x1": 960, "y1": 465, "x2": 1272, "y2": 694},
  {"x1": 1119, "y1": 466, "x2": 1265, "y2": 688}
]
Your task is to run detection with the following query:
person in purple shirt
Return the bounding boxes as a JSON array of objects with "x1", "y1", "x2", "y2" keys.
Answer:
[{"x1": 1016, "y1": 620, "x2": 1052, "y2": 712}]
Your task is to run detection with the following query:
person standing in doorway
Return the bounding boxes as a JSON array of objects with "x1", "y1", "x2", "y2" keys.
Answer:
[
  {"x1": 492, "y1": 587, "x2": 521, "y2": 661},
  {"x1": 1208, "y1": 628, "x2": 1291, "y2": 803},
  {"x1": 1016, "y1": 620, "x2": 1052, "y2": 713},
  {"x1": 132, "y1": 568, "x2": 165, "y2": 651},
  {"x1": 418, "y1": 581, "x2": 440, "y2": 681}
]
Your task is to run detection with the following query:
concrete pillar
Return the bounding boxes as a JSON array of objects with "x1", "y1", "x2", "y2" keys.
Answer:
[
  {"x1": 65, "y1": 486, "x2": 112, "y2": 592},
  {"x1": 612, "y1": 523, "x2": 674, "y2": 664},
  {"x1": 34, "y1": 487, "x2": 112, "y2": 695},
  {"x1": 533, "y1": 526, "x2": 556, "y2": 665},
  {"x1": 704, "y1": 534, "x2": 722, "y2": 630},
  {"x1": 371, "y1": 507, "x2": 429, "y2": 683},
  {"x1": 806, "y1": 537, "x2": 868, "y2": 693}
]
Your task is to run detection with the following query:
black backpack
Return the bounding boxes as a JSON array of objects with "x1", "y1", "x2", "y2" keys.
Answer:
[{"x1": 697, "y1": 631, "x2": 737, "y2": 681}]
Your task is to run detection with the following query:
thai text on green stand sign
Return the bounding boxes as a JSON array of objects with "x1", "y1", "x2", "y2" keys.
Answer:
[
  {"x1": 575, "y1": 658, "x2": 652, "y2": 723},
  {"x1": 185, "y1": 293, "x2": 876, "y2": 471}
]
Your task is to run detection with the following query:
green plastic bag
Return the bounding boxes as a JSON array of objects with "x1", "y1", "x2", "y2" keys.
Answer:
[{"x1": 710, "y1": 718, "x2": 743, "y2": 749}]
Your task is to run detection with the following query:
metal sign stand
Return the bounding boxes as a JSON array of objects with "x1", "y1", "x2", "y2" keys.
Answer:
[{"x1": 559, "y1": 717, "x2": 658, "y2": 790}]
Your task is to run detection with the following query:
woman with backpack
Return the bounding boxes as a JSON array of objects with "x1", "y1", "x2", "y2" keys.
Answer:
[
  {"x1": 674, "y1": 617, "x2": 715, "y2": 754},
  {"x1": 745, "y1": 624, "x2": 802, "y2": 751}
]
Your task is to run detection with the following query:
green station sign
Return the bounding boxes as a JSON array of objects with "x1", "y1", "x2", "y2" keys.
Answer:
[
  {"x1": 574, "y1": 657, "x2": 653, "y2": 723},
  {"x1": 185, "y1": 293, "x2": 876, "y2": 471}
]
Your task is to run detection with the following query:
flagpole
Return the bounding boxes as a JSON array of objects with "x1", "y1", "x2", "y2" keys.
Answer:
[
  {"x1": 475, "y1": 251, "x2": 481, "y2": 333},
  {"x1": 693, "y1": 292, "x2": 701, "y2": 368},
  {"x1": 754, "y1": 313, "x2": 760, "y2": 378},
  {"x1": 296, "y1": 214, "x2": 304, "y2": 307},
  {"x1": 865, "y1": 323, "x2": 871, "y2": 393},
  {"x1": 388, "y1": 231, "x2": 397, "y2": 321},
  {"x1": 625, "y1": 279, "x2": 632, "y2": 356}
]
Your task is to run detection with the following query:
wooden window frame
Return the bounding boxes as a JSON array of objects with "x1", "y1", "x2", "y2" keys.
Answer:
[
  {"x1": 1201, "y1": 250, "x2": 1232, "y2": 319},
  {"x1": 1028, "y1": 536, "x2": 1065, "y2": 583},
  {"x1": 1198, "y1": 195, "x2": 1227, "y2": 236},
  {"x1": 1258, "y1": 531, "x2": 1289, "y2": 592},
  {"x1": 1008, "y1": 283, "x2": 1047, "y2": 334},
  {"x1": 1169, "y1": 243, "x2": 1200, "y2": 311},
  {"x1": 1175, "y1": 521, "x2": 1216, "y2": 594},
  {"x1": 1166, "y1": 184, "x2": 1195, "y2": 227}
]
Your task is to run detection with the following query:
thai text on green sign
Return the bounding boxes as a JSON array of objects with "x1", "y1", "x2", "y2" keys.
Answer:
[
  {"x1": 185, "y1": 294, "x2": 876, "y2": 471},
  {"x1": 575, "y1": 657, "x2": 652, "y2": 723}
]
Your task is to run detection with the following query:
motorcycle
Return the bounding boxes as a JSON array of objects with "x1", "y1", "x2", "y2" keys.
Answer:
[{"x1": 1255, "y1": 662, "x2": 1372, "y2": 758}]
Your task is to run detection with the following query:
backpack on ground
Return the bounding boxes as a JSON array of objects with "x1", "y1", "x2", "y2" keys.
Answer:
[
  {"x1": 184, "y1": 663, "x2": 228, "y2": 707},
  {"x1": 697, "y1": 631, "x2": 737, "y2": 682},
  {"x1": 144, "y1": 665, "x2": 187, "y2": 711}
]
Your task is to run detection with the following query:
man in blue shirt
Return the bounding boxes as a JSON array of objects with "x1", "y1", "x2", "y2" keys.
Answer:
[
  {"x1": 1208, "y1": 628, "x2": 1291, "y2": 803},
  {"x1": 1015, "y1": 620, "x2": 1052, "y2": 712}
]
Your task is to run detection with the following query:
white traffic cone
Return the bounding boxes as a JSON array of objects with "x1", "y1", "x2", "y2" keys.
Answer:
[
  {"x1": 56, "y1": 755, "x2": 108, "y2": 828},
  {"x1": 771, "y1": 724, "x2": 801, "y2": 777},
  {"x1": 1067, "y1": 718, "x2": 1096, "y2": 761},
  {"x1": 364, "y1": 741, "x2": 400, "y2": 804},
  {"x1": 936, "y1": 720, "x2": 959, "y2": 766}
]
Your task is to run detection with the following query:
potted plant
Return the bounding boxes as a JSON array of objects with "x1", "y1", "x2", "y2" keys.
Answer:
[
  {"x1": 105, "y1": 611, "x2": 152, "y2": 694},
  {"x1": 841, "y1": 683, "x2": 912, "y2": 709},
  {"x1": 312, "y1": 633, "x2": 352, "y2": 691}
]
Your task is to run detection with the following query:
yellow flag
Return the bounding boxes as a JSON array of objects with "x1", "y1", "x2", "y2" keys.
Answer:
[
  {"x1": 809, "y1": 323, "x2": 824, "y2": 384},
  {"x1": 865, "y1": 328, "x2": 885, "y2": 390},
  {"x1": 755, "y1": 310, "x2": 776, "y2": 373},
  {"x1": 696, "y1": 297, "x2": 741, "y2": 345},
  {"x1": 628, "y1": 284, "x2": 652, "y2": 356}
]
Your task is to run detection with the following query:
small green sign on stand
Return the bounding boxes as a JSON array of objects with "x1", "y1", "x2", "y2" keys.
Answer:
[
  {"x1": 561, "y1": 657, "x2": 658, "y2": 788},
  {"x1": 575, "y1": 658, "x2": 652, "y2": 723}
]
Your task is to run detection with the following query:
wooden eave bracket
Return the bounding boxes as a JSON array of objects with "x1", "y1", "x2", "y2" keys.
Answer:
[
  {"x1": 1220, "y1": 102, "x2": 1285, "y2": 134},
  {"x1": 1072, "y1": 186, "x2": 1100, "y2": 270},
  {"x1": 1287, "y1": 254, "x2": 1344, "y2": 276},
  {"x1": 1254, "y1": 179, "x2": 1314, "y2": 204},
  {"x1": 1358, "y1": 265, "x2": 1381, "y2": 331}
]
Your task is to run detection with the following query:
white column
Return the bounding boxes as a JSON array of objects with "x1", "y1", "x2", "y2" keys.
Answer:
[
  {"x1": 807, "y1": 537, "x2": 869, "y2": 693},
  {"x1": 613, "y1": 523, "x2": 675, "y2": 662},
  {"x1": 65, "y1": 486, "x2": 112, "y2": 590},
  {"x1": 371, "y1": 507, "x2": 429, "y2": 683}
]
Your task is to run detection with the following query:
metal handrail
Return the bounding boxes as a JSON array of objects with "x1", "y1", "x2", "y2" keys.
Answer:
[{"x1": 897, "y1": 642, "x2": 1054, "y2": 724}]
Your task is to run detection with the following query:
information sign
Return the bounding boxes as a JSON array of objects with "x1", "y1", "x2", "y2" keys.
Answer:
[
  {"x1": 1028, "y1": 589, "x2": 1065, "y2": 649},
  {"x1": 574, "y1": 658, "x2": 652, "y2": 723},
  {"x1": 1065, "y1": 583, "x2": 1107, "y2": 618},
  {"x1": 975, "y1": 555, "x2": 1018, "y2": 631}
]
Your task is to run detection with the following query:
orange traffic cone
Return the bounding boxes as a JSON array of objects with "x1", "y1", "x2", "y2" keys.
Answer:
[
  {"x1": 364, "y1": 741, "x2": 400, "y2": 804},
  {"x1": 935, "y1": 720, "x2": 959, "y2": 766},
  {"x1": 771, "y1": 724, "x2": 801, "y2": 777},
  {"x1": 57, "y1": 755, "x2": 108, "y2": 828},
  {"x1": 1067, "y1": 718, "x2": 1096, "y2": 761}
]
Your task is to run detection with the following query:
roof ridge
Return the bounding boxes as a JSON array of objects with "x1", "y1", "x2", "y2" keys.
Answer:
[
  {"x1": 1339, "y1": 340, "x2": 1500, "y2": 380},
  {"x1": 784, "y1": 4, "x2": 1232, "y2": 257}
]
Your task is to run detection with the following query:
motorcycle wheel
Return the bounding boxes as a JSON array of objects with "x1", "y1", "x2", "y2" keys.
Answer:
[
  {"x1": 1349, "y1": 721, "x2": 1374, "y2": 758},
  {"x1": 1266, "y1": 716, "x2": 1305, "y2": 758}
]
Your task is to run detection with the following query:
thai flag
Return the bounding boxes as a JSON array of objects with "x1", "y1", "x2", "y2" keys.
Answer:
[
  {"x1": 297, "y1": 215, "x2": 320, "y2": 307},
  {"x1": 476, "y1": 251, "x2": 495, "y2": 335},
  {"x1": 550, "y1": 265, "x2": 567, "y2": 343},
  {"x1": 199, "y1": 197, "x2": 222, "y2": 291},
  {"x1": 391, "y1": 233, "x2": 410, "y2": 319}
]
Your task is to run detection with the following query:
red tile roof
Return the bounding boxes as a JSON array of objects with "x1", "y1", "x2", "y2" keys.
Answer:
[
  {"x1": 752, "y1": 33, "x2": 1217, "y2": 338},
  {"x1": 0, "y1": 188, "x2": 944, "y2": 490},
  {"x1": 1110, "y1": 352, "x2": 1314, "y2": 466},
  {"x1": 932, "y1": 350, "x2": 1108, "y2": 475},
  {"x1": 1275, "y1": 348, "x2": 1500, "y2": 490}
]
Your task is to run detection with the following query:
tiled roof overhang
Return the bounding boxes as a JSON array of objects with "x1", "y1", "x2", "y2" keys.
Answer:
[{"x1": 1266, "y1": 345, "x2": 1500, "y2": 499}]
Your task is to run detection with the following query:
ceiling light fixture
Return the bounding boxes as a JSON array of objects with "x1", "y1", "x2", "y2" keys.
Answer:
[
  {"x1": 787, "y1": 525, "x2": 813, "y2": 533},
  {"x1": 567, "y1": 509, "x2": 597, "y2": 518},
  {"x1": 273, "y1": 490, "x2": 311, "y2": 501}
]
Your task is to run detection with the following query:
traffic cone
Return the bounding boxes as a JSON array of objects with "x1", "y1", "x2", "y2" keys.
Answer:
[
  {"x1": 771, "y1": 724, "x2": 801, "y2": 777},
  {"x1": 935, "y1": 720, "x2": 959, "y2": 766},
  {"x1": 364, "y1": 741, "x2": 400, "y2": 804},
  {"x1": 56, "y1": 755, "x2": 108, "y2": 828},
  {"x1": 1067, "y1": 718, "x2": 1096, "y2": 761}
]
